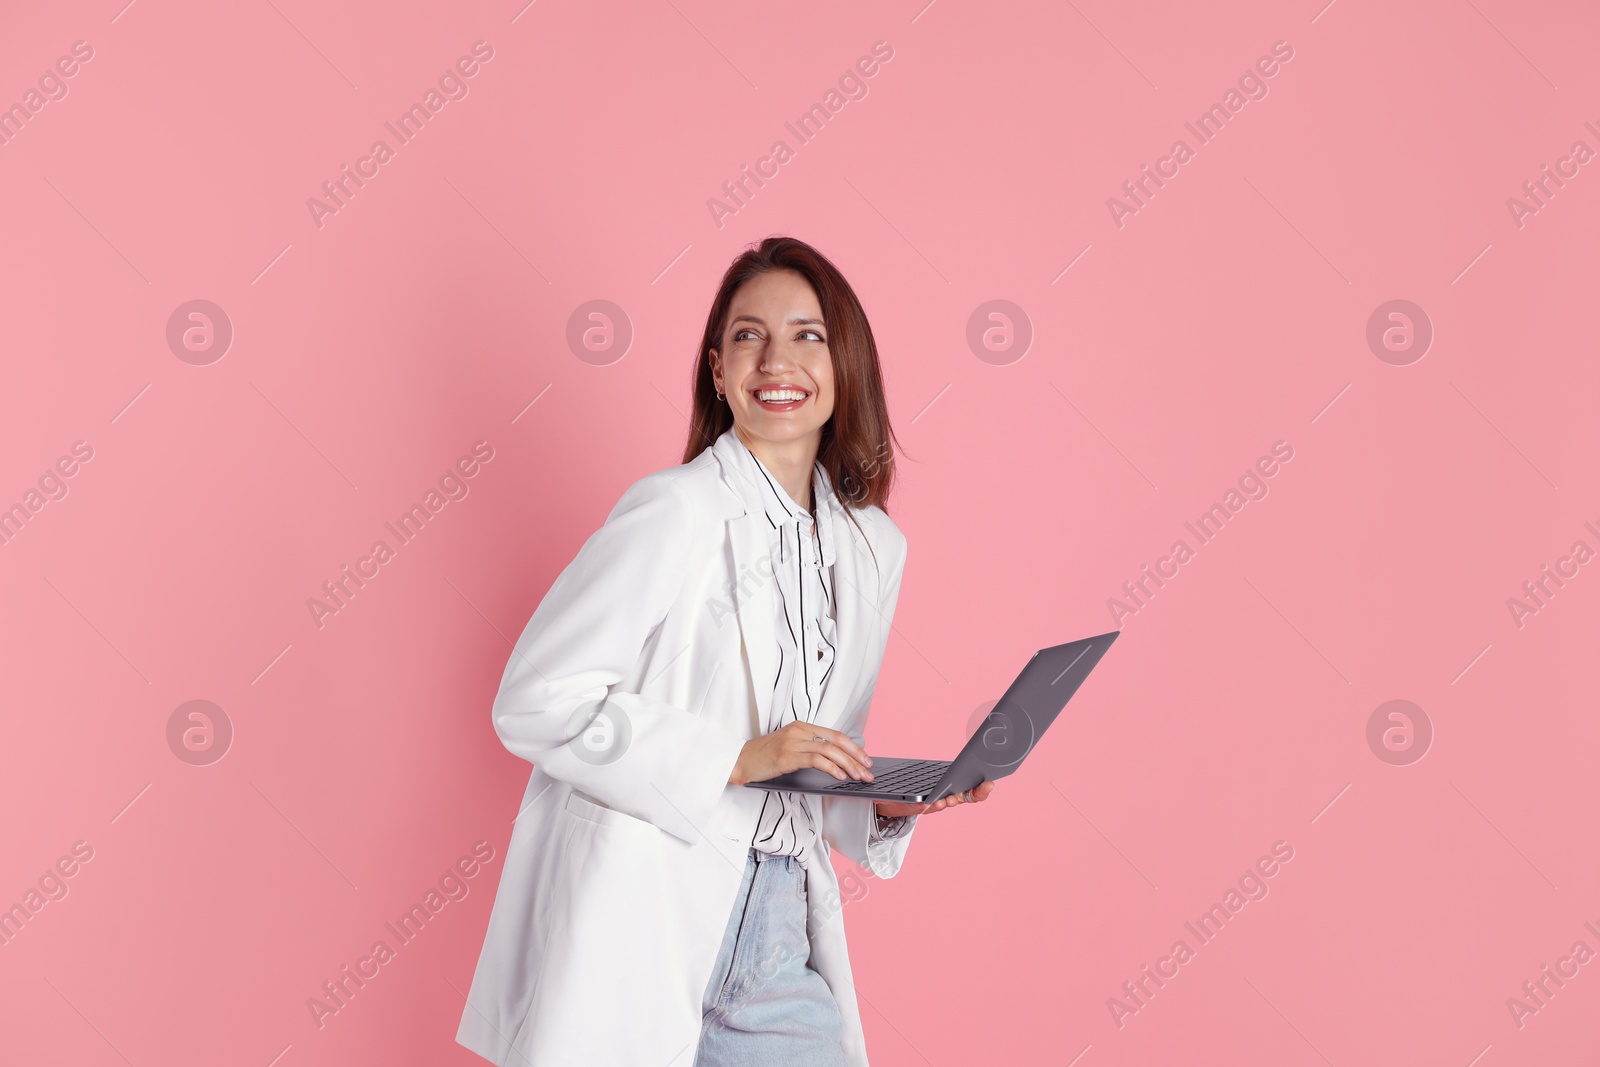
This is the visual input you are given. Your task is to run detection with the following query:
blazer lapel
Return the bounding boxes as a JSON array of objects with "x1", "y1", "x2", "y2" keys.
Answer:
[{"x1": 727, "y1": 510, "x2": 778, "y2": 728}]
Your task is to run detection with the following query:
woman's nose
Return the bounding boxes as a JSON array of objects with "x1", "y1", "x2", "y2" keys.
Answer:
[{"x1": 758, "y1": 344, "x2": 796, "y2": 373}]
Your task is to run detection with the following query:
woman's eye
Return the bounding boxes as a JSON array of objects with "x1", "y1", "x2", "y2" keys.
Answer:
[
  {"x1": 734, "y1": 329, "x2": 758, "y2": 342},
  {"x1": 799, "y1": 329, "x2": 825, "y2": 342}
]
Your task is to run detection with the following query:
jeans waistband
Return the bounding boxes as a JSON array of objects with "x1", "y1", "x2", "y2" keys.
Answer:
[{"x1": 749, "y1": 846, "x2": 800, "y2": 869}]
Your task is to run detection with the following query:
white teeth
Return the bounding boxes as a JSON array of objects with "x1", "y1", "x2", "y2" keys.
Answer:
[{"x1": 756, "y1": 389, "x2": 806, "y2": 402}]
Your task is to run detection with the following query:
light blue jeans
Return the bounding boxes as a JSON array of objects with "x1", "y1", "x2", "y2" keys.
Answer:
[{"x1": 694, "y1": 848, "x2": 848, "y2": 1067}]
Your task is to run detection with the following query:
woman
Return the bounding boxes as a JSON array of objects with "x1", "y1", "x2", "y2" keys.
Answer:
[{"x1": 456, "y1": 236, "x2": 995, "y2": 1067}]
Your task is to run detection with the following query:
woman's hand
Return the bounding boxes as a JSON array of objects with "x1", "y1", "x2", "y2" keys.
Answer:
[
  {"x1": 729, "y1": 722, "x2": 875, "y2": 786},
  {"x1": 874, "y1": 780, "x2": 997, "y2": 819}
]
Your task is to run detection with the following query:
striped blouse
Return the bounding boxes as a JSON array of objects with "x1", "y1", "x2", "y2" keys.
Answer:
[{"x1": 712, "y1": 429, "x2": 906, "y2": 867}]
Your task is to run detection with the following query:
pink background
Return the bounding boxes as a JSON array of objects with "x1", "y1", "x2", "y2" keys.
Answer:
[{"x1": 2, "y1": 0, "x2": 1596, "y2": 1064}]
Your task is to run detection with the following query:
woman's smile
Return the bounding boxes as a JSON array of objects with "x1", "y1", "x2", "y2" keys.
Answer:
[{"x1": 751, "y1": 384, "x2": 812, "y2": 412}]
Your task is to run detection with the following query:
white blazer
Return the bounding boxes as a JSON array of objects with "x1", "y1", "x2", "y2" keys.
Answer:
[{"x1": 456, "y1": 437, "x2": 915, "y2": 1067}]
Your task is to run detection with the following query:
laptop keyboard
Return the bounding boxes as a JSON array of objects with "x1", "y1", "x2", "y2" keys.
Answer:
[{"x1": 823, "y1": 759, "x2": 951, "y2": 795}]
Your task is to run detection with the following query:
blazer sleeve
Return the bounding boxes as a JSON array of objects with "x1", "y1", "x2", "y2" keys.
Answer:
[
  {"x1": 819, "y1": 510, "x2": 919, "y2": 879},
  {"x1": 490, "y1": 469, "x2": 747, "y2": 846}
]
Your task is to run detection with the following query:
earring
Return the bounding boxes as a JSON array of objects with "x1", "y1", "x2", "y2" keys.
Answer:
[{"x1": 715, "y1": 387, "x2": 725, "y2": 401}]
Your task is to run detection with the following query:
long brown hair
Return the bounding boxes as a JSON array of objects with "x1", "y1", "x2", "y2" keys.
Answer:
[{"x1": 682, "y1": 236, "x2": 900, "y2": 516}]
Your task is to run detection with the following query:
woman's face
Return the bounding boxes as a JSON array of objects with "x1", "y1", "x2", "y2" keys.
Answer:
[{"x1": 709, "y1": 269, "x2": 836, "y2": 450}]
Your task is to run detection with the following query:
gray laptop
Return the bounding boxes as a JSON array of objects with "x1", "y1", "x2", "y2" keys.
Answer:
[{"x1": 745, "y1": 630, "x2": 1119, "y2": 804}]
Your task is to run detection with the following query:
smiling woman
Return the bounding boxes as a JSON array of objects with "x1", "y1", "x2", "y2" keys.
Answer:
[{"x1": 457, "y1": 236, "x2": 993, "y2": 1067}]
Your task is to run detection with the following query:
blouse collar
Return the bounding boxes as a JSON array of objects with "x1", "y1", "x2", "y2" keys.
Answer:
[{"x1": 711, "y1": 428, "x2": 838, "y2": 568}]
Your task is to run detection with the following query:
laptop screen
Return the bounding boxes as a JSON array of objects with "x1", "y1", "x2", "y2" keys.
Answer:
[{"x1": 938, "y1": 631, "x2": 1119, "y2": 793}]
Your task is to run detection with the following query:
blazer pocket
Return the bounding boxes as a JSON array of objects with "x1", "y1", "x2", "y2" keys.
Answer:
[{"x1": 564, "y1": 791, "x2": 660, "y2": 838}]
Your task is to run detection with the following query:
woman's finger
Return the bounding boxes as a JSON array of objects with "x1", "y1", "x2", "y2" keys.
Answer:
[
  {"x1": 801, "y1": 737, "x2": 872, "y2": 780},
  {"x1": 805, "y1": 747, "x2": 869, "y2": 781},
  {"x1": 811, "y1": 726, "x2": 873, "y2": 769}
]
